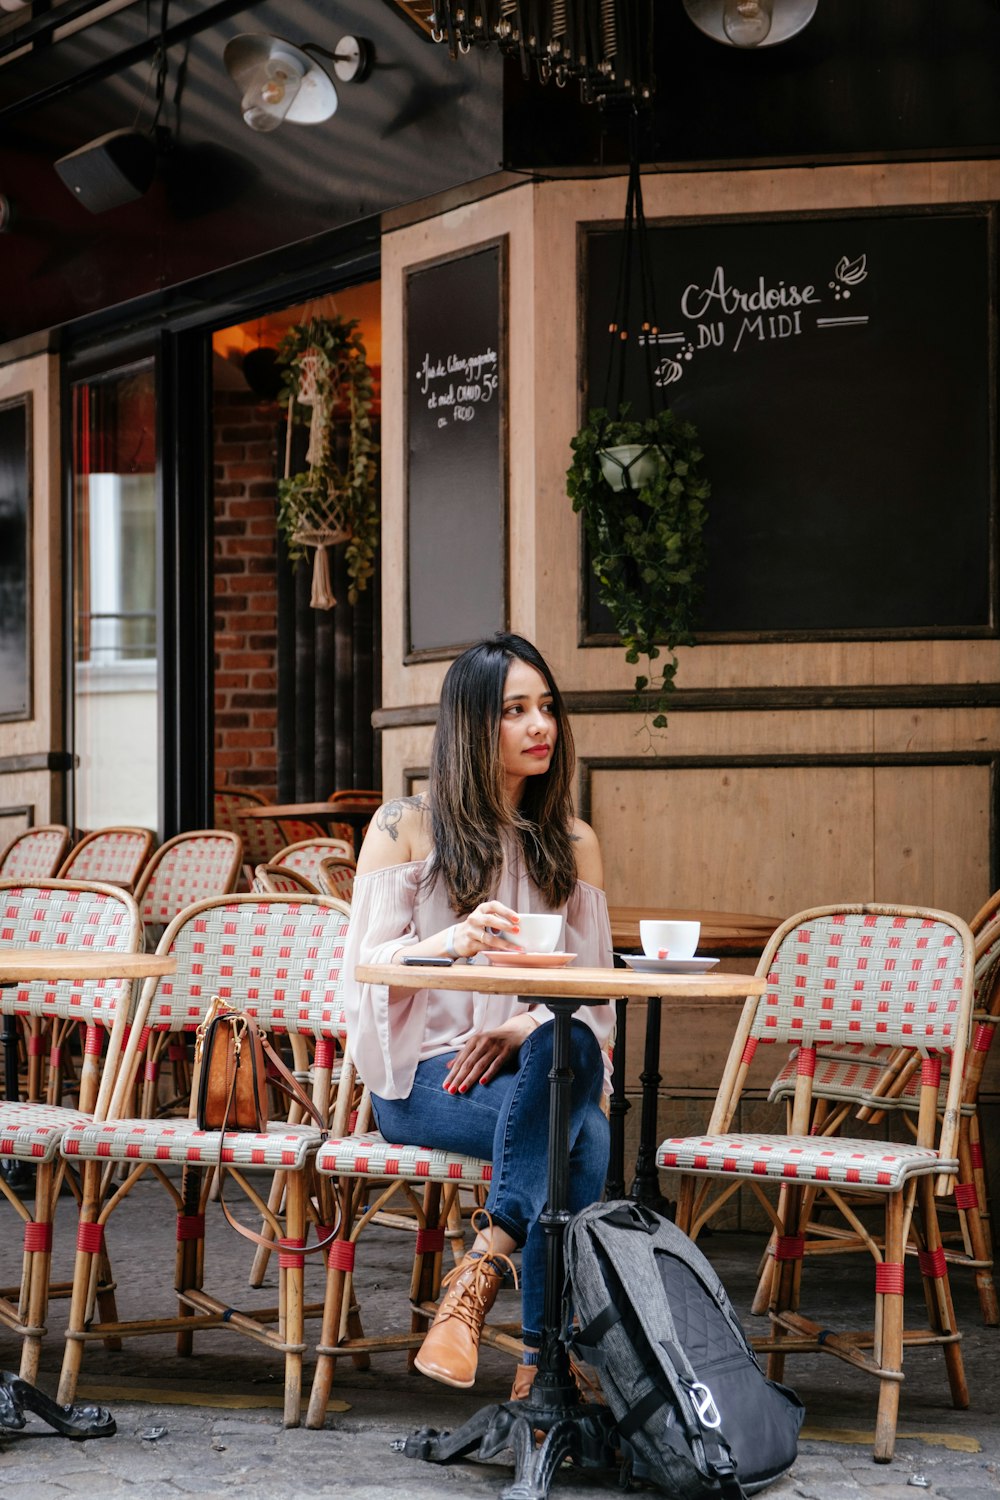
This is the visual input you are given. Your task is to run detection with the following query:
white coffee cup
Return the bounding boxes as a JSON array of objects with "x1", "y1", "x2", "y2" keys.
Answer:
[
  {"x1": 640, "y1": 920, "x2": 700, "y2": 960},
  {"x1": 514, "y1": 912, "x2": 563, "y2": 953}
]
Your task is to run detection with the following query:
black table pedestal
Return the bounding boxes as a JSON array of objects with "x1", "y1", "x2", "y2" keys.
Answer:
[
  {"x1": 627, "y1": 994, "x2": 675, "y2": 1217},
  {"x1": 395, "y1": 996, "x2": 620, "y2": 1499},
  {"x1": 0, "y1": 1372, "x2": 115, "y2": 1439}
]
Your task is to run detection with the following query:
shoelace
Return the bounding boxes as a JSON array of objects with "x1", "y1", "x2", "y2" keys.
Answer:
[{"x1": 437, "y1": 1248, "x2": 520, "y2": 1336}]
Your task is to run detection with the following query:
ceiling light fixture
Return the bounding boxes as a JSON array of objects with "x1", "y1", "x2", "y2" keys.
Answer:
[
  {"x1": 223, "y1": 34, "x2": 373, "y2": 133},
  {"x1": 682, "y1": 0, "x2": 818, "y2": 48}
]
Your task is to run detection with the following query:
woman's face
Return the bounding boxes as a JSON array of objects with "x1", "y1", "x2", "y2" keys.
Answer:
[{"x1": 498, "y1": 657, "x2": 558, "y2": 798}]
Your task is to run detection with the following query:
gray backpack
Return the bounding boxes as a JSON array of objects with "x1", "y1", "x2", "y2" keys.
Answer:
[{"x1": 566, "y1": 1200, "x2": 804, "y2": 1498}]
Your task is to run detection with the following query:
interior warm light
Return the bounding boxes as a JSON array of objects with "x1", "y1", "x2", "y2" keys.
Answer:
[
  {"x1": 722, "y1": 0, "x2": 773, "y2": 46},
  {"x1": 240, "y1": 49, "x2": 305, "y2": 132}
]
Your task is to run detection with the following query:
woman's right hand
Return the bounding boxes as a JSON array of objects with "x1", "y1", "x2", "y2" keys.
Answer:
[{"x1": 451, "y1": 900, "x2": 521, "y2": 959}]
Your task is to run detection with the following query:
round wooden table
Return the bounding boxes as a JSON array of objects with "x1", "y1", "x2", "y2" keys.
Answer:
[{"x1": 360, "y1": 959, "x2": 765, "y2": 1500}]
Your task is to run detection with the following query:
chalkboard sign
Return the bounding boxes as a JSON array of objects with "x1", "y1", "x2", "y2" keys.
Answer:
[
  {"x1": 583, "y1": 210, "x2": 994, "y2": 638},
  {"x1": 405, "y1": 240, "x2": 507, "y2": 657},
  {"x1": 0, "y1": 396, "x2": 31, "y2": 721}
]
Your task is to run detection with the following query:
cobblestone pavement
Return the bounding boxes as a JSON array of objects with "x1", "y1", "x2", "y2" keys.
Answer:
[{"x1": 2, "y1": 1176, "x2": 999, "y2": 1498}]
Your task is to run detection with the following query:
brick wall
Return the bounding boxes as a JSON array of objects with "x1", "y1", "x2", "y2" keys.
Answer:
[{"x1": 213, "y1": 389, "x2": 280, "y2": 796}]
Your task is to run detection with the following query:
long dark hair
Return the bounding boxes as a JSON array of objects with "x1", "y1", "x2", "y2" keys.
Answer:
[{"x1": 427, "y1": 633, "x2": 577, "y2": 913}]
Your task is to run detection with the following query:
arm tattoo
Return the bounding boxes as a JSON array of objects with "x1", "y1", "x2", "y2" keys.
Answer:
[{"x1": 375, "y1": 794, "x2": 426, "y2": 843}]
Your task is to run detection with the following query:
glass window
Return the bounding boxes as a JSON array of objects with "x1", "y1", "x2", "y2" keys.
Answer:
[{"x1": 71, "y1": 361, "x2": 158, "y2": 830}]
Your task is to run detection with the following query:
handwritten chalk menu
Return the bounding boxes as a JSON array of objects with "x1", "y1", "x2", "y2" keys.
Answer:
[
  {"x1": 583, "y1": 211, "x2": 994, "y2": 637},
  {"x1": 405, "y1": 241, "x2": 507, "y2": 656}
]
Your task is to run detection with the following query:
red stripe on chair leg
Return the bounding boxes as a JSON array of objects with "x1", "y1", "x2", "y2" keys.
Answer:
[
  {"x1": 84, "y1": 1025, "x2": 102, "y2": 1056},
  {"x1": 919, "y1": 1247, "x2": 948, "y2": 1279},
  {"x1": 77, "y1": 1222, "x2": 105, "y2": 1254},
  {"x1": 921, "y1": 1056, "x2": 942, "y2": 1088},
  {"x1": 796, "y1": 1047, "x2": 817, "y2": 1077},
  {"x1": 327, "y1": 1239, "x2": 356, "y2": 1271},
  {"x1": 313, "y1": 1039, "x2": 335, "y2": 1070},
  {"x1": 973, "y1": 1023, "x2": 994, "y2": 1053},
  {"x1": 49, "y1": 1044, "x2": 63, "y2": 1069},
  {"x1": 144, "y1": 1060, "x2": 160, "y2": 1083},
  {"x1": 28, "y1": 1035, "x2": 44, "y2": 1057},
  {"x1": 740, "y1": 1038, "x2": 758, "y2": 1066},
  {"x1": 24, "y1": 1221, "x2": 53, "y2": 1253},
  {"x1": 875, "y1": 1262, "x2": 906, "y2": 1295},
  {"x1": 168, "y1": 1042, "x2": 187, "y2": 1062},
  {"x1": 176, "y1": 1214, "x2": 205, "y2": 1241},
  {"x1": 971, "y1": 1142, "x2": 985, "y2": 1170},
  {"x1": 415, "y1": 1227, "x2": 447, "y2": 1255},
  {"x1": 774, "y1": 1235, "x2": 806, "y2": 1261},
  {"x1": 279, "y1": 1238, "x2": 306, "y2": 1269},
  {"x1": 954, "y1": 1182, "x2": 979, "y2": 1210}
]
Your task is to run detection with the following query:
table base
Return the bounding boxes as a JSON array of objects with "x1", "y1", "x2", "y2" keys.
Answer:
[
  {"x1": 0, "y1": 1373, "x2": 116, "y2": 1439},
  {"x1": 396, "y1": 1386, "x2": 619, "y2": 1499}
]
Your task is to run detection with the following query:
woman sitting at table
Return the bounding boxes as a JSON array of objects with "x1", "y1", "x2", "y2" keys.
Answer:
[{"x1": 341, "y1": 632, "x2": 613, "y2": 1395}]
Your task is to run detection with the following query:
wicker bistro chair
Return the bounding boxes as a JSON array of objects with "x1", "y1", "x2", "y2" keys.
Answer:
[
  {"x1": 253, "y1": 863, "x2": 320, "y2": 896},
  {"x1": 759, "y1": 915, "x2": 1000, "y2": 1324},
  {"x1": 0, "y1": 879, "x2": 142, "y2": 1382},
  {"x1": 315, "y1": 856, "x2": 355, "y2": 905},
  {"x1": 131, "y1": 830, "x2": 244, "y2": 1113},
  {"x1": 273, "y1": 838, "x2": 355, "y2": 883},
  {"x1": 304, "y1": 1063, "x2": 501, "y2": 1431},
  {"x1": 134, "y1": 830, "x2": 243, "y2": 947},
  {"x1": 657, "y1": 904, "x2": 976, "y2": 1464},
  {"x1": 0, "y1": 825, "x2": 72, "y2": 880},
  {"x1": 213, "y1": 788, "x2": 324, "y2": 887},
  {"x1": 58, "y1": 827, "x2": 156, "y2": 892},
  {"x1": 56, "y1": 893, "x2": 352, "y2": 1427}
]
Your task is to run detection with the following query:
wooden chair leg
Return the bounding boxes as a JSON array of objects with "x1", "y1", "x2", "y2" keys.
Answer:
[
  {"x1": 282, "y1": 1173, "x2": 306, "y2": 1427},
  {"x1": 407, "y1": 1183, "x2": 444, "y2": 1369},
  {"x1": 18, "y1": 1162, "x2": 55, "y2": 1384},
  {"x1": 873, "y1": 1191, "x2": 906, "y2": 1464},
  {"x1": 766, "y1": 1184, "x2": 806, "y2": 1388},
  {"x1": 176, "y1": 1166, "x2": 205, "y2": 1357},
  {"x1": 57, "y1": 1162, "x2": 103, "y2": 1406},
  {"x1": 916, "y1": 1178, "x2": 969, "y2": 1413},
  {"x1": 954, "y1": 1123, "x2": 999, "y2": 1325}
]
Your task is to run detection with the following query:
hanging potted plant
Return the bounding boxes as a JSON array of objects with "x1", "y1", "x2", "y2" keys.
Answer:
[
  {"x1": 275, "y1": 315, "x2": 379, "y2": 608},
  {"x1": 567, "y1": 404, "x2": 710, "y2": 729},
  {"x1": 568, "y1": 133, "x2": 710, "y2": 729}
]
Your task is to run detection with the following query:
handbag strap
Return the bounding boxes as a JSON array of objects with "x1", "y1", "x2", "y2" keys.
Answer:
[{"x1": 211, "y1": 1015, "x2": 339, "y2": 1256}]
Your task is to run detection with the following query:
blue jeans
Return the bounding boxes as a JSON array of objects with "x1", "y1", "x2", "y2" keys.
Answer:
[{"x1": 371, "y1": 1018, "x2": 609, "y2": 1344}]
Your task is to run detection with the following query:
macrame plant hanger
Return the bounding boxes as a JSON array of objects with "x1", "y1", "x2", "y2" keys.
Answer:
[
  {"x1": 599, "y1": 108, "x2": 663, "y2": 488},
  {"x1": 282, "y1": 298, "x2": 349, "y2": 610}
]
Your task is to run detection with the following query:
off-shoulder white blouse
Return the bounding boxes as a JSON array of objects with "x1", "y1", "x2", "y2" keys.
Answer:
[{"x1": 340, "y1": 847, "x2": 615, "y2": 1101}]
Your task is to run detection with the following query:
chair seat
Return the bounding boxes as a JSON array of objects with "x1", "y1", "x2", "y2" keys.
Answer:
[
  {"x1": 657, "y1": 1132, "x2": 952, "y2": 1190},
  {"x1": 0, "y1": 1102, "x2": 93, "y2": 1162},
  {"x1": 315, "y1": 1129, "x2": 492, "y2": 1184},
  {"x1": 61, "y1": 1116, "x2": 324, "y2": 1170}
]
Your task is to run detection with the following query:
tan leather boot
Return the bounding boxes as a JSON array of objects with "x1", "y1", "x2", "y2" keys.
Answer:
[{"x1": 414, "y1": 1251, "x2": 514, "y2": 1389}]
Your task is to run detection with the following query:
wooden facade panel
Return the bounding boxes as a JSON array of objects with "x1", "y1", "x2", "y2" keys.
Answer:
[
  {"x1": 591, "y1": 764, "x2": 875, "y2": 916},
  {"x1": 873, "y1": 763, "x2": 992, "y2": 920}
]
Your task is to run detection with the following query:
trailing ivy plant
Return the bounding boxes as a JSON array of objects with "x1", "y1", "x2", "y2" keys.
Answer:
[
  {"x1": 567, "y1": 406, "x2": 710, "y2": 729},
  {"x1": 275, "y1": 315, "x2": 379, "y2": 604}
]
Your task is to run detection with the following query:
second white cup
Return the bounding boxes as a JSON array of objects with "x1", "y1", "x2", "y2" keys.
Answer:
[
  {"x1": 640, "y1": 920, "x2": 700, "y2": 959},
  {"x1": 514, "y1": 912, "x2": 563, "y2": 953}
]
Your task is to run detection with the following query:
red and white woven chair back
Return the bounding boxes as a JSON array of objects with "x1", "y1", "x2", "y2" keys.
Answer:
[
  {"x1": 213, "y1": 788, "x2": 285, "y2": 868},
  {"x1": 754, "y1": 908, "x2": 969, "y2": 1055},
  {"x1": 135, "y1": 831, "x2": 242, "y2": 928},
  {"x1": 316, "y1": 856, "x2": 355, "y2": 904},
  {"x1": 0, "y1": 879, "x2": 142, "y2": 1024},
  {"x1": 58, "y1": 827, "x2": 154, "y2": 889},
  {"x1": 274, "y1": 839, "x2": 355, "y2": 884},
  {"x1": 252, "y1": 863, "x2": 319, "y2": 895},
  {"x1": 0, "y1": 825, "x2": 72, "y2": 881},
  {"x1": 143, "y1": 894, "x2": 350, "y2": 1039}
]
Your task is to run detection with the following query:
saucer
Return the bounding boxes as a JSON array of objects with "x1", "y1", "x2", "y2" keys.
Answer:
[
  {"x1": 484, "y1": 951, "x2": 577, "y2": 968},
  {"x1": 618, "y1": 954, "x2": 720, "y2": 974}
]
